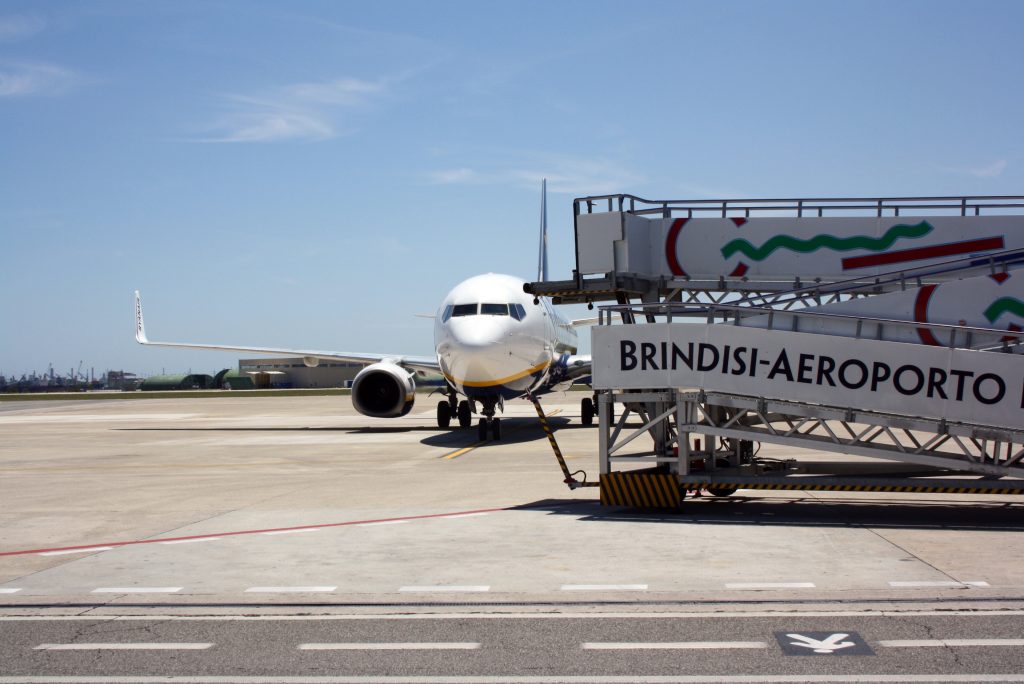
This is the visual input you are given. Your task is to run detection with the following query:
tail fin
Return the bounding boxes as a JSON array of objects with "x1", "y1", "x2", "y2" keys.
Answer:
[
  {"x1": 537, "y1": 178, "x2": 549, "y2": 282},
  {"x1": 134, "y1": 290, "x2": 148, "y2": 344}
]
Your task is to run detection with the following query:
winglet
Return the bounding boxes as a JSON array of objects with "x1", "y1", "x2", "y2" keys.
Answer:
[{"x1": 134, "y1": 290, "x2": 148, "y2": 344}]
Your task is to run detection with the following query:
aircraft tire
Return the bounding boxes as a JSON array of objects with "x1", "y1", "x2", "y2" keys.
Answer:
[
  {"x1": 581, "y1": 397, "x2": 594, "y2": 426},
  {"x1": 458, "y1": 401, "x2": 472, "y2": 428},
  {"x1": 491, "y1": 418, "x2": 501, "y2": 440},
  {"x1": 436, "y1": 401, "x2": 451, "y2": 428},
  {"x1": 477, "y1": 418, "x2": 488, "y2": 441}
]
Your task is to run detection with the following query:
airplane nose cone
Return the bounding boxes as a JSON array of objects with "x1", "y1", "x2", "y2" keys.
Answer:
[{"x1": 443, "y1": 318, "x2": 511, "y2": 387}]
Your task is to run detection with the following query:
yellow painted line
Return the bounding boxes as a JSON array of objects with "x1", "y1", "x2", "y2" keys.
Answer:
[{"x1": 441, "y1": 409, "x2": 562, "y2": 460}]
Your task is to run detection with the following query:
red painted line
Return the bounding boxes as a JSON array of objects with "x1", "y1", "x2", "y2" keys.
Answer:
[
  {"x1": 842, "y1": 236, "x2": 1005, "y2": 270},
  {"x1": 0, "y1": 507, "x2": 510, "y2": 558}
]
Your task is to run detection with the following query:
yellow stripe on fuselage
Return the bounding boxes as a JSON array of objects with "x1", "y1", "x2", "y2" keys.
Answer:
[{"x1": 443, "y1": 360, "x2": 550, "y2": 389}]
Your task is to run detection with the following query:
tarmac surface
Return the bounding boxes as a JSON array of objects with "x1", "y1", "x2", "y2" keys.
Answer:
[{"x1": 1, "y1": 393, "x2": 1023, "y2": 682}]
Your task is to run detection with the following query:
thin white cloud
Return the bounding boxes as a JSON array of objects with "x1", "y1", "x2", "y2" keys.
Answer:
[
  {"x1": 0, "y1": 14, "x2": 45, "y2": 43},
  {"x1": 0, "y1": 61, "x2": 79, "y2": 97},
  {"x1": 941, "y1": 159, "x2": 1009, "y2": 179},
  {"x1": 426, "y1": 168, "x2": 481, "y2": 185},
  {"x1": 425, "y1": 154, "x2": 644, "y2": 196},
  {"x1": 968, "y1": 159, "x2": 1008, "y2": 178},
  {"x1": 201, "y1": 76, "x2": 387, "y2": 143}
]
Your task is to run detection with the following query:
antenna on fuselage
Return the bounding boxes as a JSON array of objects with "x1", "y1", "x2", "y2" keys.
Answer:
[{"x1": 537, "y1": 178, "x2": 549, "y2": 283}]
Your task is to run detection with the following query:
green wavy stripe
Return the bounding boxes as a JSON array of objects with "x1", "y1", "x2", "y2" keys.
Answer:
[
  {"x1": 984, "y1": 297, "x2": 1024, "y2": 324},
  {"x1": 720, "y1": 220, "x2": 933, "y2": 261}
]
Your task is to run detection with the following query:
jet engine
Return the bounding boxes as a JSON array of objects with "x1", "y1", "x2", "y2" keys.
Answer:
[{"x1": 351, "y1": 363, "x2": 416, "y2": 418}]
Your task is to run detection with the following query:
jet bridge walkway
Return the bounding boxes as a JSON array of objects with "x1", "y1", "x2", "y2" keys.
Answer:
[{"x1": 528, "y1": 194, "x2": 1024, "y2": 507}]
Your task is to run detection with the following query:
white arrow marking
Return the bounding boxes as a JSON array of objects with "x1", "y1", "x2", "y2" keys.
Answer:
[{"x1": 786, "y1": 633, "x2": 857, "y2": 654}]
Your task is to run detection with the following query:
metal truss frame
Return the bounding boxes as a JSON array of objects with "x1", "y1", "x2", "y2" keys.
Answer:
[{"x1": 597, "y1": 389, "x2": 1024, "y2": 488}]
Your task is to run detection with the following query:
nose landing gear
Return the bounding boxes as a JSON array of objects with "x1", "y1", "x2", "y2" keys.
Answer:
[{"x1": 476, "y1": 399, "x2": 502, "y2": 441}]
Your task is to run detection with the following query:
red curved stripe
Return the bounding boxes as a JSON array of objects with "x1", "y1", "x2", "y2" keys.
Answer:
[
  {"x1": 665, "y1": 218, "x2": 689, "y2": 276},
  {"x1": 914, "y1": 284, "x2": 940, "y2": 346}
]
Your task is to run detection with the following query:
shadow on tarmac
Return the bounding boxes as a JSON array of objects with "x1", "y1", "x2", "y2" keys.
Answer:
[{"x1": 515, "y1": 497, "x2": 1024, "y2": 532}]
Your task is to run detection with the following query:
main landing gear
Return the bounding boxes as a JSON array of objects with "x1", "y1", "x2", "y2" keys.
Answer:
[
  {"x1": 581, "y1": 394, "x2": 603, "y2": 426},
  {"x1": 436, "y1": 393, "x2": 499, "y2": 439},
  {"x1": 436, "y1": 391, "x2": 472, "y2": 429}
]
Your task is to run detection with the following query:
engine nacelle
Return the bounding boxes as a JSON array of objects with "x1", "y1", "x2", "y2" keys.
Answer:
[{"x1": 351, "y1": 363, "x2": 416, "y2": 418}]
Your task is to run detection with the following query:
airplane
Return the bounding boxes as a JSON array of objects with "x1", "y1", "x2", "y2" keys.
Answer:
[{"x1": 134, "y1": 180, "x2": 596, "y2": 441}]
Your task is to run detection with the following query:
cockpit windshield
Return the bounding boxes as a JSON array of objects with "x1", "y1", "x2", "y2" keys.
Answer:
[
  {"x1": 480, "y1": 303, "x2": 508, "y2": 316},
  {"x1": 443, "y1": 302, "x2": 526, "y2": 322}
]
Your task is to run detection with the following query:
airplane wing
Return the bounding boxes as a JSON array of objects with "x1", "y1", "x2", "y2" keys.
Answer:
[{"x1": 134, "y1": 291, "x2": 440, "y2": 374}]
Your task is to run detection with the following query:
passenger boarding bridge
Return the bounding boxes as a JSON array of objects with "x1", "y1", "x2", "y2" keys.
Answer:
[{"x1": 526, "y1": 194, "x2": 1024, "y2": 507}]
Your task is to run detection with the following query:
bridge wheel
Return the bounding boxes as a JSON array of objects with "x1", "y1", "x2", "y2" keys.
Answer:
[
  {"x1": 581, "y1": 397, "x2": 594, "y2": 426},
  {"x1": 477, "y1": 418, "x2": 488, "y2": 441},
  {"x1": 707, "y1": 487, "x2": 738, "y2": 497},
  {"x1": 458, "y1": 401, "x2": 472, "y2": 428},
  {"x1": 436, "y1": 401, "x2": 451, "y2": 428},
  {"x1": 491, "y1": 418, "x2": 501, "y2": 440}
]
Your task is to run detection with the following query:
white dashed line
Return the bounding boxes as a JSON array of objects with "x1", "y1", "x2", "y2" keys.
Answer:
[
  {"x1": 879, "y1": 639, "x2": 1024, "y2": 648},
  {"x1": 0, "y1": 588, "x2": 22, "y2": 594},
  {"x1": 584, "y1": 641, "x2": 768, "y2": 650},
  {"x1": 160, "y1": 537, "x2": 221, "y2": 545},
  {"x1": 299, "y1": 642, "x2": 481, "y2": 650},
  {"x1": 399, "y1": 585, "x2": 490, "y2": 593},
  {"x1": 725, "y1": 582, "x2": 816, "y2": 589},
  {"x1": 888, "y1": 580, "x2": 990, "y2": 588},
  {"x1": 244, "y1": 586, "x2": 337, "y2": 593},
  {"x1": 39, "y1": 547, "x2": 114, "y2": 556},
  {"x1": 91, "y1": 587, "x2": 182, "y2": 594},
  {"x1": 261, "y1": 528, "x2": 321, "y2": 536},
  {"x1": 561, "y1": 584, "x2": 648, "y2": 591},
  {"x1": 34, "y1": 643, "x2": 214, "y2": 650}
]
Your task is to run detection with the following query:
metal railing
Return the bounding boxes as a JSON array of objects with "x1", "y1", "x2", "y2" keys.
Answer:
[
  {"x1": 574, "y1": 194, "x2": 1024, "y2": 219},
  {"x1": 598, "y1": 301, "x2": 1024, "y2": 352}
]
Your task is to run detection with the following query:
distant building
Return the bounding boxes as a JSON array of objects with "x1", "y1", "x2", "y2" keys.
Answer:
[
  {"x1": 238, "y1": 358, "x2": 361, "y2": 389},
  {"x1": 236, "y1": 358, "x2": 445, "y2": 389},
  {"x1": 140, "y1": 374, "x2": 215, "y2": 391}
]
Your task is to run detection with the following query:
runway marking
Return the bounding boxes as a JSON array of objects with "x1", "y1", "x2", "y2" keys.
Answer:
[
  {"x1": 298, "y1": 642, "x2": 481, "y2": 650},
  {"x1": 0, "y1": 507, "x2": 508, "y2": 557},
  {"x1": 160, "y1": 537, "x2": 221, "y2": 545},
  {"x1": 0, "y1": 588, "x2": 22, "y2": 594},
  {"x1": 561, "y1": 584, "x2": 648, "y2": 591},
  {"x1": 442, "y1": 409, "x2": 563, "y2": 459},
  {"x1": 726, "y1": 582, "x2": 816, "y2": 590},
  {"x1": 357, "y1": 520, "x2": 409, "y2": 527},
  {"x1": 38, "y1": 547, "x2": 113, "y2": 556},
  {"x1": 879, "y1": 639, "x2": 1024, "y2": 648},
  {"x1": 33, "y1": 643, "x2": 214, "y2": 650},
  {"x1": 91, "y1": 587, "x2": 182, "y2": 594},
  {"x1": 262, "y1": 528, "x2": 321, "y2": 535},
  {"x1": 889, "y1": 581, "x2": 990, "y2": 588},
  {"x1": 583, "y1": 641, "x2": 768, "y2": 650},
  {"x1": 441, "y1": 512, "x2": 490, "y2": 519},
  {"x1": 244, "y1": 586, "x2": 337, "y2": 593},
  {"x1": 4, "y1": 674, "x2": 1024, "y2": 682},
  {"x1": 399, "y1": 585, "x2": 490, "y2": 593}
]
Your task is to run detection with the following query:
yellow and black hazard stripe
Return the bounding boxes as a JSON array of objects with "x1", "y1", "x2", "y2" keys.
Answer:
[
  {"x1": 684, "y1": 481, "x2": 1024, "y2": 495},
  {"x1": 601, "y1": 472, "x2": 681, "y2": 508}
]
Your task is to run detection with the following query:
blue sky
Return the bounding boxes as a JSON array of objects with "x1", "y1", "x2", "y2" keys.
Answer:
[{"x1": 2, "y1": 0, "x2": 1022, "y2": 378}]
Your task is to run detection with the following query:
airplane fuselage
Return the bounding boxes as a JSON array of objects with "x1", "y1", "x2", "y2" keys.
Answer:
[{"x1": 434, "y1": 273, "x2": 577, "y2": 400}]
